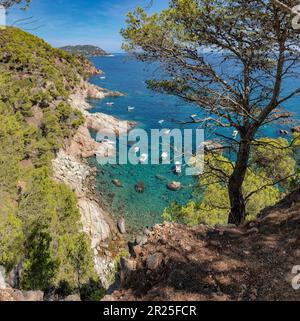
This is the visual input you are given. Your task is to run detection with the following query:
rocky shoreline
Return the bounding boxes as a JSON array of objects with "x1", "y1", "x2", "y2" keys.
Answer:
[{"x1": 52, "y1": 76, "x2": 136, "y2": 288}]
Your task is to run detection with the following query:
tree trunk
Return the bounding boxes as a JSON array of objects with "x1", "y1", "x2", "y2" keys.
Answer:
[{"x1": 228, "y1": 138, "x2": 251, "y2": 225}]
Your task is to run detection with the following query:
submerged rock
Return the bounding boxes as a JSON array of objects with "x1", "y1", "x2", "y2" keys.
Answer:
[
  {"x1": 112, "y1": 179, "x2": 123, "y2": 187},
  {"x1": 135, "y1": 182, "x2": 145, "y2": 193},
  {"x1": 117, "y1": 217, "x2": 126, "y2": 234},
  {"x1": 167, "y1": 181, "x2": 182, "y2": 191},
  {"x1": 155, "y1": 174, "x2": 166, "y2": 181}
]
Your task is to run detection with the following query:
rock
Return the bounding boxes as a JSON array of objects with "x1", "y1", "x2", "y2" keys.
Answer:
[
  {"x1": 167, "y1": 181, "x2": 182, "y2": 191},
  {"x1": 21, "y1": 290, "x2": 44, "y2": 301},
  {"x1": 104, "y1": 250, "x2": 112, "y2": 257},
  {"x1": 143, "y1": 227, "x2": 151, "y2": 236},
  {"x1": 63, "y1": 125, "x2": 107, "y2": 159},
  {"x1": 203, "y1": 140, "x2": 224, "y2": 153},
  {"x1": 155, "y1": 174, "x2": 166, "y2": 181},
  {"x1": 292, "y1": 126, "x2": 300, "y2": 133},
  {"x1": 133, "y1": 245, "x2": 142, "y2": 256},
  {"x1": 117, "y1": 217, "x2": 126, "y2": 234},
  {"x1": 0, "y1": 289, "x2": 14, "y2": 301},
  {"x1": 64, "y1": 294, "x2": 81, "y2": 301},
  {"x1": 7, "y1": 260, "x2": 23, "y2": 289},
  {"x1": 247, "y1": 227, "x2": 259, "y2": 234},
  {"x1": 78, "y1": 199, "x2": 111, "y2": 247},
  {"x1": 135, "y1": 182, "x2": 145, "y2": 193},
  {"x1": 146, "y1": 253, "x2": 164, "y2": 270},
  {"x1": 85, "y1": 112, "x2": 136, "y2": 137},
  {"x1": 120, "y1": 258, "x2": 136, "y2": 287},
  {"x1": 0, "y1": 267, "x2": 6, "y2": 290},
  {"x1": 120, "y1": 258, "x2": 136, "y2": 272},
  {"x1": 26, "y1": 106, "x2": 43, "y2": 128},
  {"x1": 136, "y1": 235, "x2": 148, "y2": 246},
  {"x1": 2, "y1": 289, "x2": 44, "y2": 301},
  {"x1": 112, "y1": 179, "x2": 123, "y2": 188}
]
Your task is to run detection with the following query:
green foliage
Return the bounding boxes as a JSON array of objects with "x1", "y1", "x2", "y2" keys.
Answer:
[
  {"x1": 163, "y1": 152, "x2": 283, "y2": 226},
  {"x1": 80, "y1": 279, "x2": 106, "y2": 301},
  {"x1": 21, "y1": 231, "x2": 58, "y2": 290},
  {"x1": 0, "y1": 211, "x2": 24, "y2": 271},
  {"x1": 0, "y1": 27, "x2": 99, "y2": 295},
  {"x1": 251, "y1": 138, "x2": 296, "y2": 189},
  {"x1": 18, "y1": 169, "x2": 97, "y2": 291}
]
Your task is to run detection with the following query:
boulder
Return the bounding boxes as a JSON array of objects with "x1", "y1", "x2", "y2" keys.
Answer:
[
  {"x1": 112, "y1": 179, "x2": 123, "y2": 188},
  {"x1": 155, "y1": 174, "x2": 166, "y2": 181},
  {"x1": 0, "y1": 267, "x2": 6, "y2": 290},
  {"x1": 120, "y1": 257, "x2": 136, "y2": 272},
  {"x1": 146, "y1": 253, "x2": 164, "y2": 270},
  {"x1": 135, "y1": 182, "x2": 145, "y2": 193},
  {"x1": 136, "y1": 235, "x2": 148, "y2": 246},
  {"x1": 133, "y1": 245, "x2": 142, "y2": 256},
  {"x1": 167, "y1": 181, "x2": 182, "y2": 191},
  {"x1": 292, "y1": 126, "x2": 300, "y2": 133},
  {"x1": 21, "y1": 290, "x2": 44, "y2": 301},
  {"x1": 203, "y1": 140, "x2": 224, "y2": 153},
  {"x1": 64, "y1": 294, "x2": 81, "y2": 301},
  {"x1": 117, "y1": 217, "x2": 126, "y2": 234}
]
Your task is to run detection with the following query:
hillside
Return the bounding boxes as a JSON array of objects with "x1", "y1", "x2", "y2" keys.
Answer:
[
  {"x1": 0, "y1": 27, "x2": 117, "y2": 299},
  {"x1": 59, "y1": 45, "x2": 109, "y2": 57},
  {"x1": 105, "y1": 188, "x2": 300, "y2": 301}
]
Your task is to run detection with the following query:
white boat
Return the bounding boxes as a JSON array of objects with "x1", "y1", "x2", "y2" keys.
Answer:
[
  {"x1": 190, "y1": 114, "x2": 198, "y2": 118},
  {"x1": 106, "y1": 102, "x2": 114, "y2": 106},
  {"x1": 161, "y1": 152, "x2": 168, "y2": 161},
  {"x1": 163, "y1": 129, "x2": 171, "y2": 135},
  {"x1": 232, "y1": 130, "x2": 238, "y2": 139},
  {"x1": 175, "y1": 161, "x2": 182, "y2": 174},
  {"x1": 139, "y1": 153, "x2": 148, "y2": 163},
  {"x1": 100, "y1": 76, "x2": 106, "y2": 80},
  {"x1": 158, "y1": 120, "x2": 165, "y2": 125},
  {"x1": 128, "y1": 106, "x2": 135, "y2": 111},
  {"x1": 102, "y1": 139, "x2": 116, "y2": 145},
  {"x1": 133, "y1": 146, "x2": 140, "y2": 153}
]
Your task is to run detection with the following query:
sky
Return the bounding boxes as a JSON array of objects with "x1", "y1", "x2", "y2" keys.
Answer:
[{"x1": 6, "y1": 0, "x2": 169, "y2": 52}]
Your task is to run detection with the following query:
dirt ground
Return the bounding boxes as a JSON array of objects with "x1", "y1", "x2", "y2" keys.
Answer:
[{"x1": 105, "y1": 188, "x2": 300, "y2": 301}]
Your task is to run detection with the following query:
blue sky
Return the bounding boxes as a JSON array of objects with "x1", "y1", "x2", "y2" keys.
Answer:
[{"x1": 6, "y1": 0, "x2": 169, "y2": 52}]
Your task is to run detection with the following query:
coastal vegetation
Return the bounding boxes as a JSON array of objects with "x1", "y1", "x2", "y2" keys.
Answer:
[
  {"x1": 0, "y1": 27, "x2": 102, "y2": 298},
  {"x1": 59, "y1": 45, "x2": 109, "y2": 57},
  {"x1": 122, "y1": 0, "x2": 300, "y2": 225}
]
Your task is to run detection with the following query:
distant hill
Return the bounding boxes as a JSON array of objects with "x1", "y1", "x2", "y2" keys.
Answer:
[{"x1": 59, "y1": 45, "x2": 109, "y2": 57}]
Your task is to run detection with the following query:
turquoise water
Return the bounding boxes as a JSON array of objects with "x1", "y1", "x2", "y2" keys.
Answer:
[{"x1": 88, "y1": 54, "x2": 299, "y2": 231}]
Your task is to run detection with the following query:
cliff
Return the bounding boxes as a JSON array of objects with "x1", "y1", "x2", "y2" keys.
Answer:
[
  {"x1": 104, "y1": 188, "x2": 300, "y2": 301},
  {"x1": 0, "y1": 26, "x2": 134, "y2": 297}
]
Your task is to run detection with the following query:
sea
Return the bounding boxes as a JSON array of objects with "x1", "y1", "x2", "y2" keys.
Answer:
[{"x1": 88, "y1": 53, "x2": 299, "y2": 232}]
